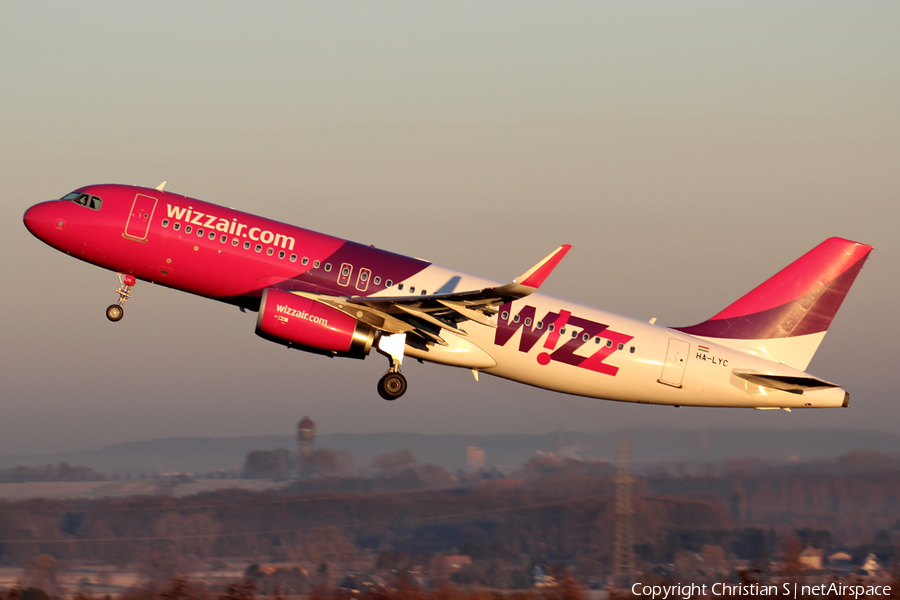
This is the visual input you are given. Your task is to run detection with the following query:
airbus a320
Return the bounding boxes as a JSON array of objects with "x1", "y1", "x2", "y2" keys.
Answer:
[{"x1": 24, "y1": 183, "x2": 872, "y2": 408}]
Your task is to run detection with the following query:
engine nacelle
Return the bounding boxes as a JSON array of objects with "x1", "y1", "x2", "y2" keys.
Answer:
[{"x1": 256, "y1": 288, "x2": 375, "y2": 359}]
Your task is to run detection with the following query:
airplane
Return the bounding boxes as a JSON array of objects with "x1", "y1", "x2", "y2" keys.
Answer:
[{"x1": 23, "y1": 183, "x2": 872, "y2": 408}]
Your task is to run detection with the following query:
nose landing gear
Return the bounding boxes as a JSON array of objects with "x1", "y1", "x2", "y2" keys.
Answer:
[
  {"x1": 376, "y1": 333, "x2": 408, "y2": 400},
  {"x1": 106, "y1": 273, "x2": 135, "y2": 322}
]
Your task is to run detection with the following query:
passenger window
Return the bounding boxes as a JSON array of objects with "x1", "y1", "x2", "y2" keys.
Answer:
[
  {"x1": 185, "y1": 225, "x2": 192, "y2": 234},
  {"x1": 267, "y1": 248, "x2": 274, "y2": 256},
  {"x1": 548, "y1": 324, "x2": 555, "y2": 332},
  {"x1": 173, "y1": 223, "x2": 180, "y2": 231},
  {"x1": 385, "y1": 280, "x2": 393, "y2": 287},
  {"x1": 571, "y1": 330, "x2": 578, "y2": 338},
  {"x1": 536, "y1": 321, "x2": 543, "y2": 329},
  {"x1": 606, "y1": 340, "x2": 613, "y2": 348},
  {"x1": 197, "y1": 228, "x2": 204, "y2": 236},
  {"x1": 582, "y1": 333, "x2": 590, "y2": 342},
  {"x1": 301, "y1": 257, "x2": 309, "y2": 265},
  {"x1": 595, "y1": 337, "x2": 601, "y2": 344},
  {"x1": 525, "y1": 317, "x2": 532, "y2": 326},
  {"x1": 397, "y1": 283, "x2": 404, "y2": 291},
  {"x1": 409, "y1": 286, "x2": 415, "y2": 293},
  {"x1": 373, "y1": 276, "x2": 381, "y2": 285},
  {"x1": 501, "y1": 311, "x2": 509, "y2": 320},
  {"x1": 290, "y1": 254, "x2": 297, "y2": 262},
  {"x1": 232, "y1": 238, "x2": 239, "y2": 246},
  {"x1": 560, "y1": 328, "x2": 566, "y2": 335},
  {"x1": 324, "y1": 263, "x2": 332, "y2": 272},
  {"x1": 314, "y1": 260, "x2": 321, "y2": 268},
  {"x1": 162, "y1": 219, "x2": 169, "y2": 227},
  {"x1": 278, "y1": 250, "x2": 285, "y2": 259},
  {"x1": 355, "y1": 268, "x2": 372, "y2": 292},
  {"x1": 513, "y1": 315, "x2": 520, "y2": 323},
  {"x1": 342, "y1": 267, "x2": 350, "y2": 277},
  {"x1": 421, "y1": 290, "x2": 427, "y2": 295},
  {"x1": 255, "y1": 244, "x2": 262, "y2": 253},
  {"x1": 220, "y1": 235, "x2": 227, "y2": 243},
  {"x1": 630, "y1": 346, "x2": 636, "y2": 353},
  {"x1": 618, "y1": 343, "x2": 624, "y2": 350},
  {"x1": 244, "y1": 241, "x2": 251, "y2": 249},
  {"x1": 209, "y1": 232, "x2": 216, "y2": 240}
]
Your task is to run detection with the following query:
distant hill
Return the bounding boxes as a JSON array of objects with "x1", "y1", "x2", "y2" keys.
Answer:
[{"x1": 0, "y1": 429, "x2": 898, "y2": 476}]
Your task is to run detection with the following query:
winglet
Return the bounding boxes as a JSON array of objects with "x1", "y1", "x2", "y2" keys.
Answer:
[
  {"x1": 514, "y1": 244, "x2": 572, "y2": 289},
  {"x1": 156, "y1": 181, "x2": 167, "y2": 191}
]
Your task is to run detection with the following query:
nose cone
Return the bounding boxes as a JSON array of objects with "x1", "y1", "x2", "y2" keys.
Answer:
[{"x1": 23, "y1": 201, "x2": 55, "y2": 238}]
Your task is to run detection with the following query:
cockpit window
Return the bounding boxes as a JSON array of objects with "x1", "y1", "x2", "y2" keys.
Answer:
[{"x1": 63, "y1": 192, "x2": 102, "y2": 211}]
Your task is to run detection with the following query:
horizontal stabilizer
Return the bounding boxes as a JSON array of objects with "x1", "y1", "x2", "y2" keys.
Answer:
[{"x1": 732, "y1": 369, "x2": 839, "y2": 393}]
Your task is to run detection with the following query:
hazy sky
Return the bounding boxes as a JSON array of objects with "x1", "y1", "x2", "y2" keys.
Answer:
[{"x1": 2, "y1": 2, "x2": 898, "y2": 456}]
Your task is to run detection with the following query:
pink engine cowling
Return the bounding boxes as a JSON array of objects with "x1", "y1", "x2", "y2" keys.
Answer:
[{"x1": 256, "y1": 288, "x2": 375, "y2": 359}]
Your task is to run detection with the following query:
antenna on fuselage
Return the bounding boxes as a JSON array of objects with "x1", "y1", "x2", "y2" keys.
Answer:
[{"x1": 156, "y1": 181, "x2": 167, "y2": 191}]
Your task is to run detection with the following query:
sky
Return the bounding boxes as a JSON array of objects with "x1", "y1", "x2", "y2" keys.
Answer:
[{"x1": 1, "y1": 2, "x2": 898, "y2": 456}]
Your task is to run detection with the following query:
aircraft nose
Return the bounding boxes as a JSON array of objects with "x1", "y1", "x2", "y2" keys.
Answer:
[{"x1": 23, "y1": 201, "x2": 55, "y2": 237}]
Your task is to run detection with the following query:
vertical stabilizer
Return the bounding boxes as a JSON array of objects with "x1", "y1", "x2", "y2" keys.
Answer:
[{"x1": 674, "y1": 237, "x2": 872, "y2": 370}]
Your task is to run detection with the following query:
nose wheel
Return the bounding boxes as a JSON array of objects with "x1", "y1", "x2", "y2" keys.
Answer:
[
  {"x1": 107, "y1": 273, "x2": 135, "y2": 322},
  {"x1": 106, "y1": 304, "x2": 124, "y2": 322}
]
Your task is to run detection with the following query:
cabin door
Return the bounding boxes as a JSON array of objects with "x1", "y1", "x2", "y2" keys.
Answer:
[
  {"x1": 124, "y1": 194, "x2": 158, "y2": 240},
  {"x1": 658, "y1": 339, "x2": 689, "y2": 388}
]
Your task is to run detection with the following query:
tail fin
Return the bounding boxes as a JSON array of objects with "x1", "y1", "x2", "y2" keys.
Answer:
[{"x1": 674, "y1": 237, "x2": 872, "y2": 370}]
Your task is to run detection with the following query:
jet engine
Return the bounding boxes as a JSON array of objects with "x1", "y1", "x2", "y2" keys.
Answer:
[{"x1": 256, "y1": 288, "x2": 375, "y2": 359}]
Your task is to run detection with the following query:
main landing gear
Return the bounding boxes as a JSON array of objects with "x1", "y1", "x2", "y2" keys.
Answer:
[
  {"x1": 378, "y1": 371, "x2": 408, "y2": 401},
  {"x1": 106, "y1": 273, "x2": 136, "y2": 322},
  {"x1": 376, "y1": 333, "x2": 408, "y2": 400}
]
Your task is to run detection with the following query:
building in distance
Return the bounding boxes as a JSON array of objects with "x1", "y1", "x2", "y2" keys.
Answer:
[{"x1": 466, "y1": 446, "x2": 485, "y2": 469}]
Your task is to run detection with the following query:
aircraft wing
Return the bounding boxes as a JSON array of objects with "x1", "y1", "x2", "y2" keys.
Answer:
[{"x1": 293, "y1": 244, "x2": 571, "y2": 347}]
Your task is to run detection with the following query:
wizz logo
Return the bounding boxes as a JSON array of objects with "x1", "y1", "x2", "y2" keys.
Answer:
[{"x1": 494, "y1": 303, "x2": 633, "y2": 376}]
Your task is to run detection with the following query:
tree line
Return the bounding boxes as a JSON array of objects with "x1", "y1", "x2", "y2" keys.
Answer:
[{"x1": 0, "y1": 451, "x2": 897, "y2": 580}]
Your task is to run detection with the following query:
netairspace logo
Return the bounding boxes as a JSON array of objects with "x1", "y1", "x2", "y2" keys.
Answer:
[{"x1": 631, "y1": 582, "x2": 892, "y2": 600}]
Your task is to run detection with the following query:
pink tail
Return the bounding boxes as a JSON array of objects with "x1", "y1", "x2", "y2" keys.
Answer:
[{"x1": 674, "y1": 238, "x2": 872, "y2": 369}]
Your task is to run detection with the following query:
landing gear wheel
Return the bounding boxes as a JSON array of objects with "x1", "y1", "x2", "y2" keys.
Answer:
[
  {"x1": 377, "y1": 372, "x2": 408, "y2": 401},
  {"x1": 108, "y1": 274, "x2": 134, "y2": 321}
]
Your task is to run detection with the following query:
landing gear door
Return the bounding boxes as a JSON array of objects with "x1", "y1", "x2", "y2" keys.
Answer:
[
  {"x1": 125, "y1": 194, "x2": 158, "y2": 240},
  {"x1": 658, "y1": 339, "x2": 689, "y2": 388}
]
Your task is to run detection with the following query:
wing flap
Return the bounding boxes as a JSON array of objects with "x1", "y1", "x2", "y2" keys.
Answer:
[
  {"x1": 395, "y1": 304, "x2": 467, "y2": 336},
  {"x1": 436, "y1": 299, "x2": 497, "y2": 328}
]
